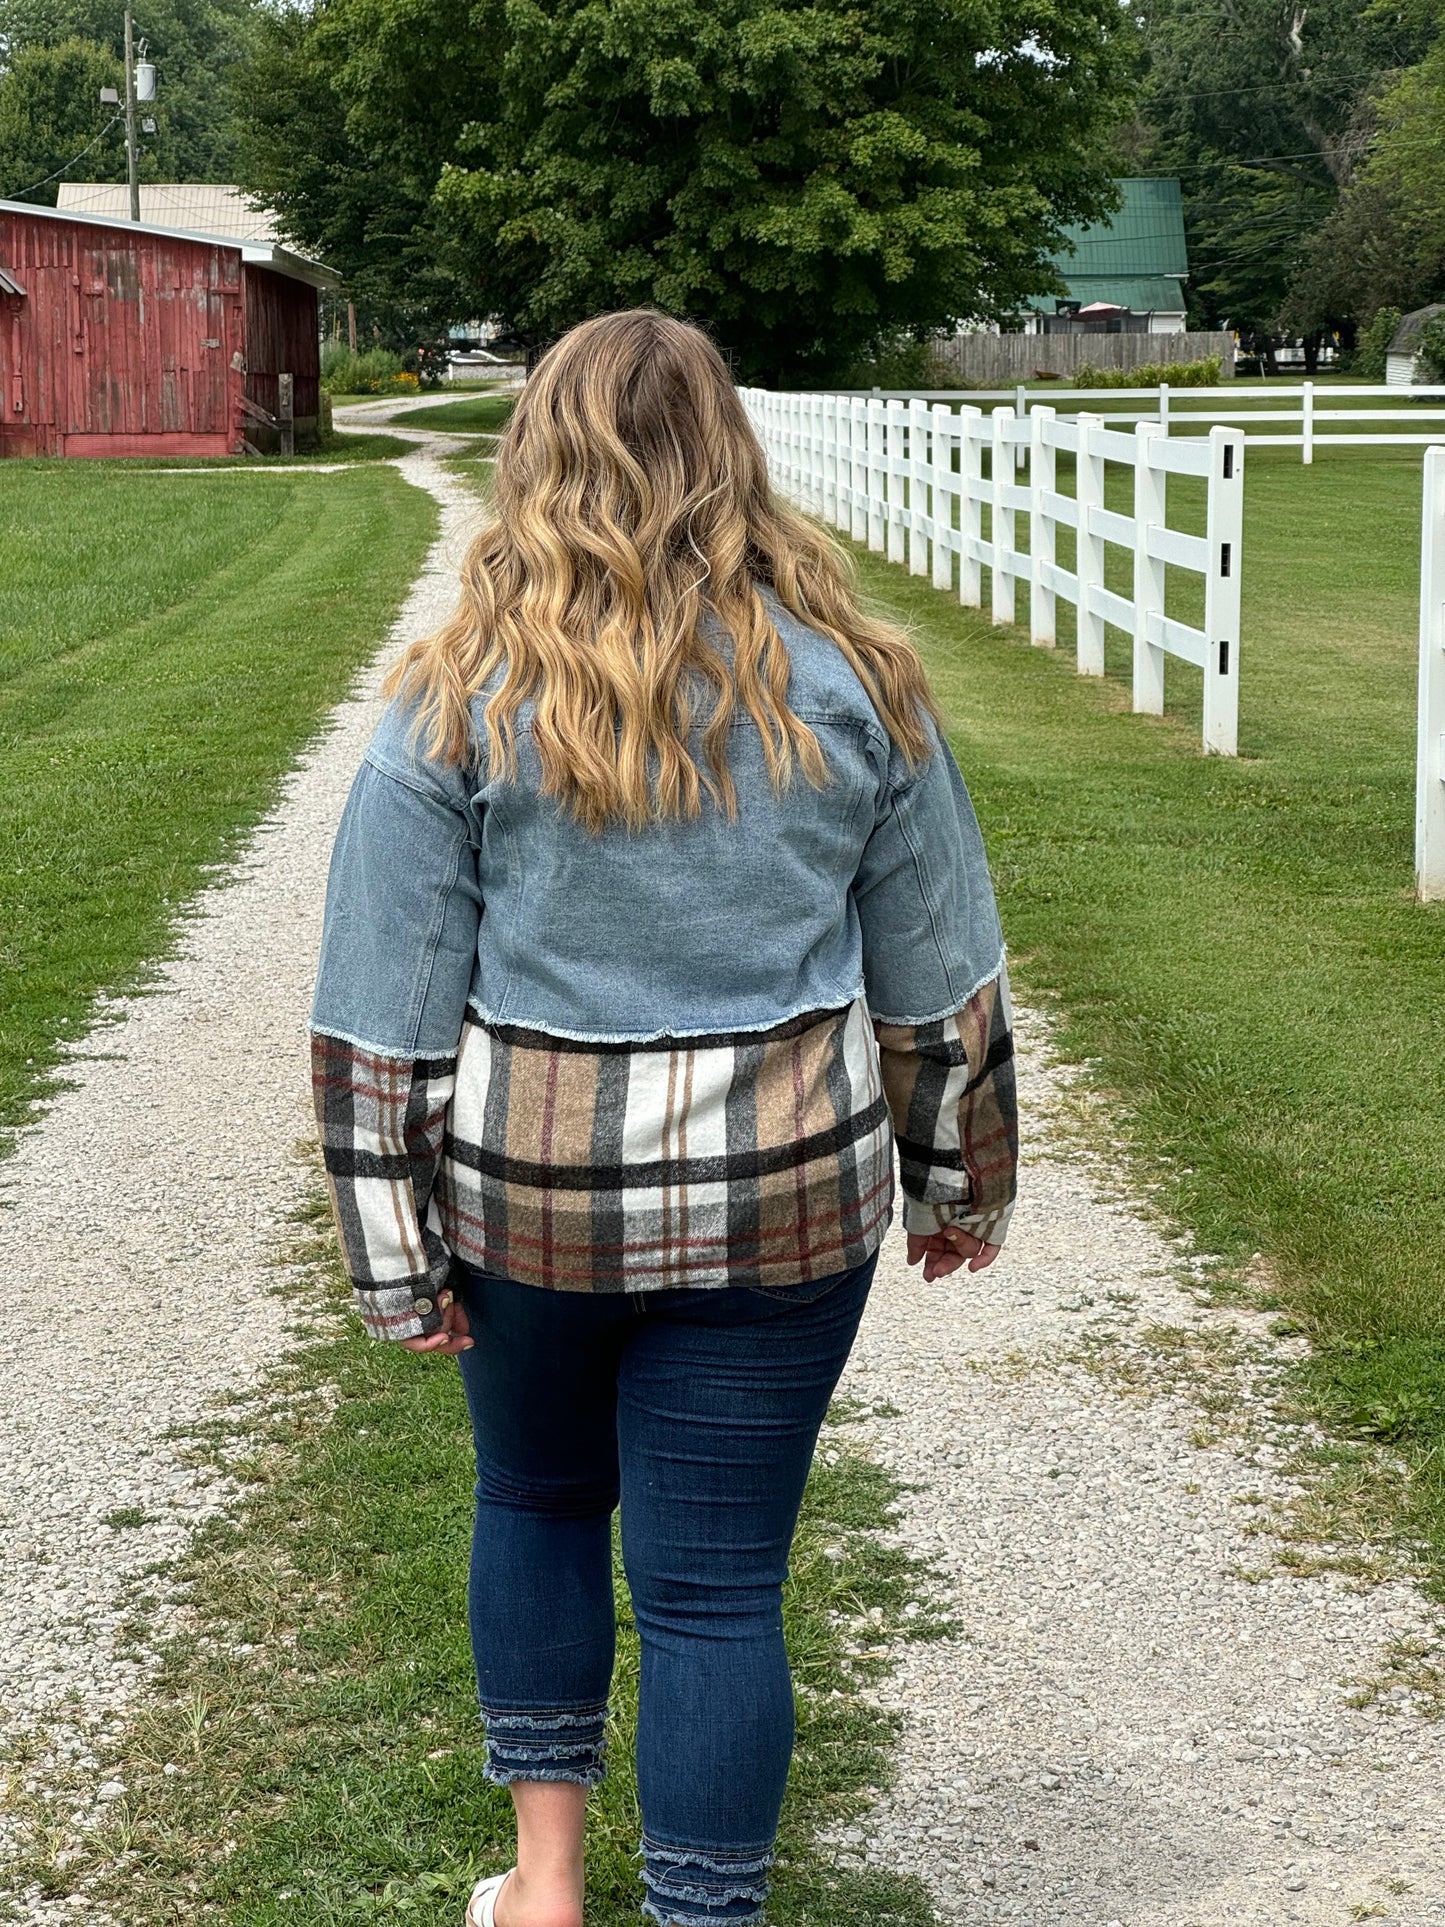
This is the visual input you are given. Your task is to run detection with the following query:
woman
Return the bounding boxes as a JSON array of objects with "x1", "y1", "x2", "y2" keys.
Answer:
[{"x1": 310, "y1": 310, "x2": 1016, "y2": 1927}]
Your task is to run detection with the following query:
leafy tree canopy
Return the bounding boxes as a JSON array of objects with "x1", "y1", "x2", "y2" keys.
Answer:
[
  {"x1": 0, "y1": 37, "x2": 123, "y2": 202},
  {"x1": 235, "y1": 0, "x2": 1137, "y2": 383},
  {"x1": 1125, "y1": 0, "x2": 1425, "y2": 340},
  {"x1": 0, "y1": 0, "x2": 261, "y2": 188}
]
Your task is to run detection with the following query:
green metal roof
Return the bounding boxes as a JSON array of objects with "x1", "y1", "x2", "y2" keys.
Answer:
[
  {"x1": 1025, "y1": 275, "x2": 1188, "y2": 316},
  {"x1": 1052, "y1": 179, "x2": 1189, "y2": 279}
]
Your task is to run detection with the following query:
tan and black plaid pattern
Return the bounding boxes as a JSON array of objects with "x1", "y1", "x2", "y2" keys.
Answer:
[
  {"x1": 313, "y1": 978, "x2": 1018, "y2": 1336},
  {"x1": 437, "y1": 999, "x2": 893, "y2": 1292},
  {"x1": 311, "y1": 1034, "x2": 458, "y2": 1339},
  {"x1": 875, "y1": 967, "x2": 1017, "y2": 1246}
]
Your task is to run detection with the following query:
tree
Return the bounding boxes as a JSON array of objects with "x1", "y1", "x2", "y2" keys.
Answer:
[
  {"x1": 0, "y1": 0, "x2": 262, "y2": 184},
  {"x1": 235, "y1": 0, "x2": 1138, "y2": 383},
  {"x1": 232, "y1": 5, "x2": 476, "y2": 362},
  {"x1": 0, "y1": 37, "x2": 123, "y2": 202},
  {"x1": 1285, "y1": 25, "x2": 1445, "y2": 332},
  {"x1": 1128, "y1": 0, "x2": 1425, "y2": 344}
]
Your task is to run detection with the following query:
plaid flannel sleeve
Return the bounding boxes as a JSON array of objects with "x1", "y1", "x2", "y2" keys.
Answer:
[
  {"x1": 311, "y1": 1031, "x2": 458, "y2": 1340},
  {"x1": 874, "y1": 966, "x2": 1018, "y2": 1246}
]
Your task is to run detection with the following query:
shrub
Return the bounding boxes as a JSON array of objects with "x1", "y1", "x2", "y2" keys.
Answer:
[
  {"x1": 1071, "y1": 354, "x2": 1223, "y2": 389},
  {"x1": 1351, "y1": 308, "x2": 1401, "y2": 383},
  {"x1": 840, "y1": 333, "x2": 963, "y2": 389},
  {"x1": 1414, "y1": 315, "x2": 1445, "y2": 382},
  {"x1": 319, "y1": 346, "x2": 408, "y2": 395}
]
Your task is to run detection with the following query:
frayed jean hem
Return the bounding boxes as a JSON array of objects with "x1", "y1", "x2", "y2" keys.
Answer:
[
  {"x1": 480, "y1": 1700, "x2": 608, "y2": 1789},
  {"x1": 639, "y1": 1836, "x2": 773, "y2": 1923}
]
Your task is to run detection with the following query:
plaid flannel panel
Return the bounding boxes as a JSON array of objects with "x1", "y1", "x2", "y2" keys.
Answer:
[
  {"x1": 434, "y1": 998, "x2": 893, "y2": 1292},
  {"x1": 874, "y1": 967, "x2": 1018, "y2": 1246},
  {"x1": 311, "y1": 1033, "x2": 458, "y2": 1340}
]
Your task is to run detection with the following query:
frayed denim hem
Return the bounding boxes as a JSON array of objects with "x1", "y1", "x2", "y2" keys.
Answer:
[
  {"x1": 483, "y1": 1760, "x2": 608, "y2": 1789},
  {"x1": 480, "y1": 1700, "x2": 608, "y2": 1788},
  {"x1": 639, "y1": 1836, "x2": 774, "y2": 1923}
]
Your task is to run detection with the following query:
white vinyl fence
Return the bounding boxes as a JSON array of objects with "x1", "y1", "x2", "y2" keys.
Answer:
[
  {"x1": 741, "y1": 389, "x2": 1245, "y2": 756},
  {"x1": 833, "y1": 382, "x2": 1445, "y2": 465},
  {"x1": 1418, "y1": 446, "x2": 1445, "y2": 900}
]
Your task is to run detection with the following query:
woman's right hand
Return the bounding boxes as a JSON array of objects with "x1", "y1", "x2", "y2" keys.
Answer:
[{"x1": 905, "y1": 1225, "x2": 1001, "y2": 1282}]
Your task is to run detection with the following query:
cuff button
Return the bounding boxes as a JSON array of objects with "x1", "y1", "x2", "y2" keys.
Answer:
[{"x1": 414, "y1": 1297, "x2": 434, "y2": 1316}]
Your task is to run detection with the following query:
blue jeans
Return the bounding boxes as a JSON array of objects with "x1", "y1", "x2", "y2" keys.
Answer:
[{"x1": 453, "y1": 1254, "x2": 877, "y2": 1926}]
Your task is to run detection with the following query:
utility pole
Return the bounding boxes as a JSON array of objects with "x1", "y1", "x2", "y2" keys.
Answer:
[{"x1": 123, "y1": 7, "x2": 140, "y2": 222}]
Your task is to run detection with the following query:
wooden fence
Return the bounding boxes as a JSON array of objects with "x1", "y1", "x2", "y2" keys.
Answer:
[
  {"x1": 741, "y1": 389, "x2": 1245, "y2": 756},
  {"x1": 931, "y1": 331, "x2": 1234, "y2": 385}
]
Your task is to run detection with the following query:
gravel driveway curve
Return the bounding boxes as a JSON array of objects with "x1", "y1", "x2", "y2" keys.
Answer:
[{"x1": 0, "y1": 442, "x2": 475, "y2": 1890}]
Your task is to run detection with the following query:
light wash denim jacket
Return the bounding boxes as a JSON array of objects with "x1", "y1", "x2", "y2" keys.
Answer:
[{"x1": 311, "y1": 600, "x2": 1017, "y2": 1336}]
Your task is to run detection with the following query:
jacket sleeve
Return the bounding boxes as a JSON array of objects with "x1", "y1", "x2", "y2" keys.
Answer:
[
  {"x1": 853, "y1": 723, "x2": 1018, "y2": 1244},
  {"x1": 309, "y1": 704, "x2": 483, "y2": 1339}
]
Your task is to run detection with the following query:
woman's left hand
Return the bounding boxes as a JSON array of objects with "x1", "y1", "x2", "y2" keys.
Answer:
[
  {"x1": 402, "y1": 1296, "x2": 474, "y2": 1354},
  {"x1": 905, "y1": 1225, "x2": 1001, "y2": 1282}
]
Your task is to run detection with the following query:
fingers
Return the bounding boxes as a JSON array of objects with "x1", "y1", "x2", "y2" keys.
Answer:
[
  {"x1": 400, "y1": 1298, "x2": 474, "y2": 1355},
  {"x1": 905, "y1": 1227, "x2": 1003, "y2": 1279}
]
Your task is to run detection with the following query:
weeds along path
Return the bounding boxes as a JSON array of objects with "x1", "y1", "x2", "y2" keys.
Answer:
[
  {"x1": 0, "y1": 440, "x2": 474, "y2": 1856},
  {"x1": 836, "y1": 1010, "x2": 1445, "y2": 1926}
]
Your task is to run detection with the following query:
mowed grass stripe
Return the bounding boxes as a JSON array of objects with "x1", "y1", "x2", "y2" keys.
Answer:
[
  {"x1": 0, "y1": 462, "x2": 436, "y2": 1143},
  {"x1": 854, "y1": 446, "x2": 1445, "y2": 1568}
]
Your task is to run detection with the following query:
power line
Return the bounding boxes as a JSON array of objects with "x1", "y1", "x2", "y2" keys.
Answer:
[{"x1": 5, "y1": 116, "x2": 124, "y2": 203}]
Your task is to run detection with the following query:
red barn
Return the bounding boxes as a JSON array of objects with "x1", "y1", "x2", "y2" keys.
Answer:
[{"x1": 0, "y1": 198, "x2": 337, "y2": 458}]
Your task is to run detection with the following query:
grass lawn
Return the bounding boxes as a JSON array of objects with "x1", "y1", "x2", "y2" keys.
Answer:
[
  {"x1": 387, "y1": 395, "x2": 517, "y2": 433},
  {"x1": 853, "y1": 445, "x2": 1445, "y2": 1575},
  {"x1": 0, "y1": 460, "x2": 436, "y2": 1147},
  {"x1": 7, "y1": 1204, "x2": 946, "y2": 1927}
]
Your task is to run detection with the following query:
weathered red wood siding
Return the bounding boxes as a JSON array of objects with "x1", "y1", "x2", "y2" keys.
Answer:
[
  {"x1": 0, "y1": 207, "x2": 246, "y2": 457},
  {"x1": 243, "y1": 265, "x2": 321, "y2": 439}
]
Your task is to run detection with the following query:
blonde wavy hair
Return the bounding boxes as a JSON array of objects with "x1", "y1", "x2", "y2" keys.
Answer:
[{"x1": 386, "y1": 309, "x2": 940, "y2": 832}]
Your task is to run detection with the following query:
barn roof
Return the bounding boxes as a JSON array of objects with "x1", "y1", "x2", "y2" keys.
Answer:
[
  {"x1": 1024, "y1": 179, "x2": 1190, "y2": 316},
  {"x1": 0, "y1": 198, "x2": 339, "y2": 289},
  {"x1": 57, "y1": 183, "x2": 282, "y2": 243},
  {"x1": 1390, "y1": 304, "x2": 1445, "y2": 354}
]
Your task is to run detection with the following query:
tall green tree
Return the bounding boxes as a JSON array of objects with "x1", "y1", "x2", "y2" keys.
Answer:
[
  {"x1": 0, "y1": 37, "x2": 123, "y2": 202},
  {"x1": 0, "y1": 0, "x2": 261, "y2": 184},
  {"x1": 1128, "y1": 0, "x2": 1423, "y2": 344},
  {"x1": 234, "y1": 0, "x2": 1137, "y2": 383}
]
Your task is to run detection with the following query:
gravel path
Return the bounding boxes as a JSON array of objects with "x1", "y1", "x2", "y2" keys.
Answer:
[
  {"x1": 0, "y1": 440, "x2": 475, "y2": 1893},
  {"x1": 837, "y1": 1009, "x2": 1445, "y2": 1925},
  {"x1": 4, "y1": 421, "x2": 1442, "y2": 1923}
]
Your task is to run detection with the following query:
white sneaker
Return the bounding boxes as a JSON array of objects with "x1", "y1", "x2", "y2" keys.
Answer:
[{"x1": 465, "y1": 1871, "x2": 513, "y2": 1927}]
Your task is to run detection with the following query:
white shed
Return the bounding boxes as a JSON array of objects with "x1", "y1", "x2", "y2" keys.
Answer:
[{"x1": 1387, "y1": 304, "x2": 1445, "y2": 387}]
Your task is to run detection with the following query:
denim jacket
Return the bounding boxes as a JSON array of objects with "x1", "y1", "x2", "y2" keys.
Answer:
[{"x1": 311, "y1": 600, "x2": 1017, "y2": 1337}]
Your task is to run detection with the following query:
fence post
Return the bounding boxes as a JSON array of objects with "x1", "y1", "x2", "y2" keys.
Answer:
[
  {"x1": 277, "y1": 372, "x2": 294, "y2": 458},
  {"x1": 850, "y1": 398, "x2": 869, "y2": 544},
  {"x1": 1302, "y1": 380, "x2": 1314, "y2": 466},
  {"x1": 1159, "y1": 381, "x2": 1170, "y2": 437},
  {"x1": 821, "y1": 395, "x2": 837, "y2": 527},
  {"x1": 1029, "y1": 404, "x2": 1057, "y2": 646},
  {"x1": 959, "y1": 407, "x2": 983, "y2": 609},
  {"x1": 931, "y1": 402, "x2": 954, "y2": 593},
  {"x1": 991, "y1": 407, "x2": 1016, "y2": 625},
  {"x1": 909, "y1": 397, "x2": 930, "y2": 576},
  {"x1": 867, "y1": 398, "x2": 887, "y2": 552},
  {"x1": 1014, "y1": 383, "x2": 1027, "y2": 470},
  {"x1": 1075, "y1": 413, "x2": 1106, "y2": 676},
  {"x1": 1203, "y1": 424, "x2": 1244, "y2": 757},
  {"x1": 1417, "y1": 445, "x2": 1445, "y2": 898},
  {"x1": 1132, "y1": 420, "x2": 1167, "y2": 715},
  {"x1": 886, "y1": 399, "x2": 907, "y2": 564}
]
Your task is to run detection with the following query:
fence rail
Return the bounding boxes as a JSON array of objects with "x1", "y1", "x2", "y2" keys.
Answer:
[
  {"x1": 741, "y1": 388, "x2": 1245, "y2": 756},
  {"x1": 821, "y1": 382, "x2": 1445, "y2": 465}
]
